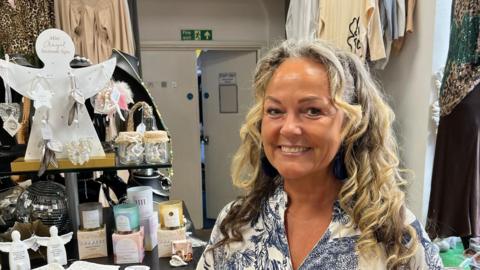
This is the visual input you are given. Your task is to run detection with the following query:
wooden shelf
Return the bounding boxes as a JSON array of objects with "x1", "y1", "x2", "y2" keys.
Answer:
[{"x1": 0, "y1": 153, "x2": 172, "y2": 176}]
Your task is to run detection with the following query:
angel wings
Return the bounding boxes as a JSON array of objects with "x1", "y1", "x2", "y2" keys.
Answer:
[{"x1": 0, "y1": 29, "x2": 116, "y2": 164}]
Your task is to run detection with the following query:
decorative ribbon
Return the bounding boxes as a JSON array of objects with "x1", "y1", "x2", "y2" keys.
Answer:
[
  {"x1": 67, "y1": 72, "x2": 85, "y2": 126},
  {"x1": 38, "y1": 113, "x2": 63, "y2": 176}
]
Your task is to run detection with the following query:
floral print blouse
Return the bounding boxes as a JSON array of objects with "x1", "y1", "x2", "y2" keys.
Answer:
[{"x1": 197, "y1": 184, "x2": 443, "y2": 269}]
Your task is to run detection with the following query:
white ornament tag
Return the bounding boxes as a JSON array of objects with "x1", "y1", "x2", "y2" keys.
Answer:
[
  {"x1": 136, "y1": 122, "x2": 146, "y2": 134},
  {"x1": 110, "y1": 86, "x2": 121, "y2": 104},
  {"x1": 0, "y1": 103, "x2": 20, "y2": 122},
  {"x1": 3, "y1": 114, "x2": 21, "y2": 136},
  {"x1": 31, "y1": 84, "x2": 53, "y2": 109},
  {"x1": 41, "y1": 125, "x2": 53, "y2": 140},
  {"x1": 72, "y1": 89, "x2": 85, "y2": 104}
]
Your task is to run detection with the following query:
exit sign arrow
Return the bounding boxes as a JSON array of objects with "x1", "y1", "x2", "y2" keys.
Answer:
[{"x1": 181, "y1": 29, "x2": 213, "y2": 41}]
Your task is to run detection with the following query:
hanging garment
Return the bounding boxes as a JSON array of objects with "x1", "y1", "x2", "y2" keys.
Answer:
[
  {"x1": 0, "y1": 0, "x2": 55, "y2": 62},
  {"x1": 317, "y1": 0, "x2": 385, "y2": 61},
  {"x1": 392, "y1": 0, "x2": 416, "y2": 53},
  {"x1": 439, "y1": 0, "x2": 480, "y2": 116},
  {"x1": 396, "y1": 0, "x2": 406, "y2": 39},
  {"x1": 123, "y1": 0, "x2": 135, "y2": 53},
  {"x1": 373, "y1": 0, "x2": 395, "y2": 69},
  {"x1": 405, "y1": 0, "x2": 416, "y2": 33},
  {"x1": 427, "y1": 84, "x2": 480, "y2": 239},
  {"x1": 55, "y1": 0, "x2": 135, "y2": 63},
  {"x1": 427, "y1": 0, "x2": 480, "y2": 239},
  {"x1": 285, "y1": 0, "x2": 319, "y2": 41}
]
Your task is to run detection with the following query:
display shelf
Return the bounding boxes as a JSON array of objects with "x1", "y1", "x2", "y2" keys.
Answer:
[
  {"x1": 16, "y1": 232, "x2": 208, "y2": 270},
  {"x1": 18, "y1": 209, "x2": 210, "y2": 270},
  {"x1": 0, "y1": 156, "x2": 172, "y2": 177},
  {"x1": 82, "y1": 246, "x2": 204, "y2": 270}
]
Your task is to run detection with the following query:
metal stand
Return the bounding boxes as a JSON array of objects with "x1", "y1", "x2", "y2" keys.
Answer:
[{"x1": 65, "y1": 172, "x2": 80, "y2": 232}]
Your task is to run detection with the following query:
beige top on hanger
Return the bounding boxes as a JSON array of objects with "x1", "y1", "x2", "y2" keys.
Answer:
[
  {"x1": 55, "y1": 0, "x2": 135, "y2": 63},
  {"x1": 317, "y1": 0, "x2": 386, "y2": 61}
]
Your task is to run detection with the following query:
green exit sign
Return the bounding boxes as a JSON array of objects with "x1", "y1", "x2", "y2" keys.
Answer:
[{"x1": 181, "y1": 29, "x2": 213, "y2": 41}]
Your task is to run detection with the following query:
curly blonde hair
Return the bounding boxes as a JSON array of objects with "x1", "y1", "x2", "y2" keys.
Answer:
[{"x1": 214, "y1": 40, "x2": 418, "y2": 269}]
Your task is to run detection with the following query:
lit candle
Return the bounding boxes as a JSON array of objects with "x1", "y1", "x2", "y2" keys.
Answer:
[
  {"x1": 113, "y1": 203, "x2": 140, "y2": 233},
  {"x1": 79, "y1": 202, "x2": 103, "y2": 230}
]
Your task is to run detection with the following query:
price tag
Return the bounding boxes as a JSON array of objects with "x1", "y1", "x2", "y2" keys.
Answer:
[
  {"x1": 136, "y1": 122, "x2": 146, "y2": 134},
  {"x1": 72, "y1": 89, "x2": 85, "y2": 104},
  {"x1": 41, "y1": 125, "x2": 53, "y2": 140},
  {"x1": 31, "y1": 241, "x2": 40, "y2": 252},
  {"x1": 3, "y1": 114, "x2": 20, "y2": 136},
  {"x1": 32, "y1": 85, "x2": 53, "y2": 109},
  {"x1": 111, "y1": 86, "x2": 121, "y2": 104}
]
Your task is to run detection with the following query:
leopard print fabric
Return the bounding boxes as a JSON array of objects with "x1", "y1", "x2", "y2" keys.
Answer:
[
  {"x1": 0, "y1": 0, "x2": 55, "y2": 61},
  {"x1": 453, "y1": 0, "x2": 480, "y2": 25},
  {"x1": 440, "y1": 0, "x2": 480, "y2": 116}
]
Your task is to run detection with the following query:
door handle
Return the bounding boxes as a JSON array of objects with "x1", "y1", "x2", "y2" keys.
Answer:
[{"x1": 201, "y1": 135, "x2": 209, "y2": 145}]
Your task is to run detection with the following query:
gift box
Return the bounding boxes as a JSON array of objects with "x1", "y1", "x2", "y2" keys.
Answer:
[
  {"x1": 112, "y1": 227, "x2": 145, "y2": 264},
  {"x1": 157, "y1": 227, "x2": 186, "y2": 258},
  {"x1": 77, "y1": 226, "x2": 108, "y2": 259},
  {"x1": 141, "y1": 212, "x2": 159, "y2": 251}
]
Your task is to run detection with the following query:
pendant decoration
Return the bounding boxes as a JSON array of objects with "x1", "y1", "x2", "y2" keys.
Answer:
[
  {"x1": 0, "y1": 54, "x2": 22, "y2": 136},
  {"x1": 38, "y1": 114, "x2": 64, "y2": 176}
]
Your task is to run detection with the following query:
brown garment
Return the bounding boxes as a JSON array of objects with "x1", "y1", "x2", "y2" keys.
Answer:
[
  {"x1": 392, "y1": 0, "x2": 416, "y2": 53},
  {"x1": 0, "y1": 0, "x2": 55, "y2": 60},
  {"x1": 55, "y1": 0, "x2": 135, "y2": 63},
  {"x1": 427, "y1": 84, "x2": 480, "y2": 239}
]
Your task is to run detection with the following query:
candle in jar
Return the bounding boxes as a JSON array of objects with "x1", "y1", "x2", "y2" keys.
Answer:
[
  {"x1": 79, "y1": 202, "x2": 103, "y2": 230},
  {"x1": 113, "y1": 203, "x2": 140, "y2": 233},
  {"x1": 158, "y1": 200, "x2": 184, "y2": 229}
]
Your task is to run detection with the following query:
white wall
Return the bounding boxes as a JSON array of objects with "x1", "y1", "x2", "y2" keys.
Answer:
[
  {"x1": 138, "y1": 0, "x2": 285, "y2": 46},
  {"x1": 377, "y1": 0, "x2": 451, "y2": 223},
  {"x1": 137, "y1": 0, "x2": 285, "y2": 228},
  {"x1": 137, "y1": 0, "x2": 453, "y2": 227}
]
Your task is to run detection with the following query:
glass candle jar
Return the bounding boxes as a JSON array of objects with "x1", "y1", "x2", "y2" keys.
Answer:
[
  {"x1": 127, "y1": 186, "x2": 153, "y2": 219},
  {"x1": 113, "y1": 203, "x2": 140, "y2": 233},
  {"x1": 79, "y1": 202, "x2": 103, "y2": 230},
  {"x1": 115, "y1": 132, "x2": 144, "y2": 165},
  {"x1": 158, "y1": 200, "x2": 184, "y2": 230},
  {"x1": 144, "y1": 131, "x2": 170, "y2": 164}
]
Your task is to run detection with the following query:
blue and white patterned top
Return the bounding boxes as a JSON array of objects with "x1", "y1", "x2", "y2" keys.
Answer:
[{"x1": 197, "y1": 184, "x2": 443, "y2": 269}]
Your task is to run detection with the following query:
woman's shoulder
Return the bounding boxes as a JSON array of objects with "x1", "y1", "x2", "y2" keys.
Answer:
[
  {"x1": 403, "y1": 208, "x2": 444, "y2": 269},
  {"x1": 403, "y1": 207, "x2": 430, "y2": 239},
  {"x1": 215, "y1": 200, "x2": 239, "y2": 222}
]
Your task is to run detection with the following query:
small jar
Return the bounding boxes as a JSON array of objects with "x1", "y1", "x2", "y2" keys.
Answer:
[
  {"x1": 113, "y1": 203, "x2": 140, "y2": 233},
  {"x1": 79, "y1": 202, "x2": 103, "y2": 231},
  {"x1": 144, "y1": 131, "x2": 170, "y2": 164},
  {"x1": 158, "y1": 200, "x2": 184, "y2": 230},
  {"x1": 115, "y1": 131, "x2": 144, "y2": 165}
]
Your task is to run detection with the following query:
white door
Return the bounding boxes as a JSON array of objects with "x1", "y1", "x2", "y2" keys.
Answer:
[
  {"x1": 200, "y1": 50, "x2": 257, "y2": 219},
  {"x1": 141, "y1": 50, "x2": 203, "y2": 228}
]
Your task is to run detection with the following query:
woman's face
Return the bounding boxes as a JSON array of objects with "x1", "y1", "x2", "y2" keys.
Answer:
[{"x1": 261, "y1": 57, "x2": 344, "y2": 181}]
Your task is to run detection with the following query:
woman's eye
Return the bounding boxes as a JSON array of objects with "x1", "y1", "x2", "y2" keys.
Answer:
[
  {"x1": 305, "y1": 108, "x2": 323, "y2": 117},
  {"x1": 265, "y1": 108, "x2": 283, "y2": 117}
]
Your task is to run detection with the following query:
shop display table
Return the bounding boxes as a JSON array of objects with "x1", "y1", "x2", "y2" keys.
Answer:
[{"x1": 0, "y1": 144, "x2": 202, "y2": 269}]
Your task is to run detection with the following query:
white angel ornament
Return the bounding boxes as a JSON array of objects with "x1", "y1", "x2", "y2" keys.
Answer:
[
  {"x1": 0, "y1": 28, "x2": 116, "y2": 165},
  {"x1": 0, "y1": 230, "x2": 37, "y2": 270},
  {"x1": 36, "y1": 226, "x2": 73, "y2": 266}
]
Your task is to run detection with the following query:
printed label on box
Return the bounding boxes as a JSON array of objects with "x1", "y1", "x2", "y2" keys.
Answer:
[
  {"x1": 116, "y1": 215, "x2": 132, "y2": 232},
  {"x1": 82, "y1": 210, "x2": 100, "y2": 229},
  {"x1": 163, "y1": 208, "x2": 180, "y2": 228}
]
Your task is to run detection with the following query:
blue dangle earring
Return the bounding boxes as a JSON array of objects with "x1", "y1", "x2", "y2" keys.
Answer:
[
  {"x1": 333, "y1": 146, "x2": 348, "y2": 181},
  {"x1": 260, "y1": 151, "x2": 278, "y2": 178}
]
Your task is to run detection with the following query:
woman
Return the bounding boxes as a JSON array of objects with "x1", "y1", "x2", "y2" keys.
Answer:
[{"x1": 197, "y1": 40, "x2": 443, "y2": 269}]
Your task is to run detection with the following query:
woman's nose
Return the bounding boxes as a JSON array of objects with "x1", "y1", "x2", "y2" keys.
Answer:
[{"x1": 279, "y1": 113, "x2": 302, "y2": 136}]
